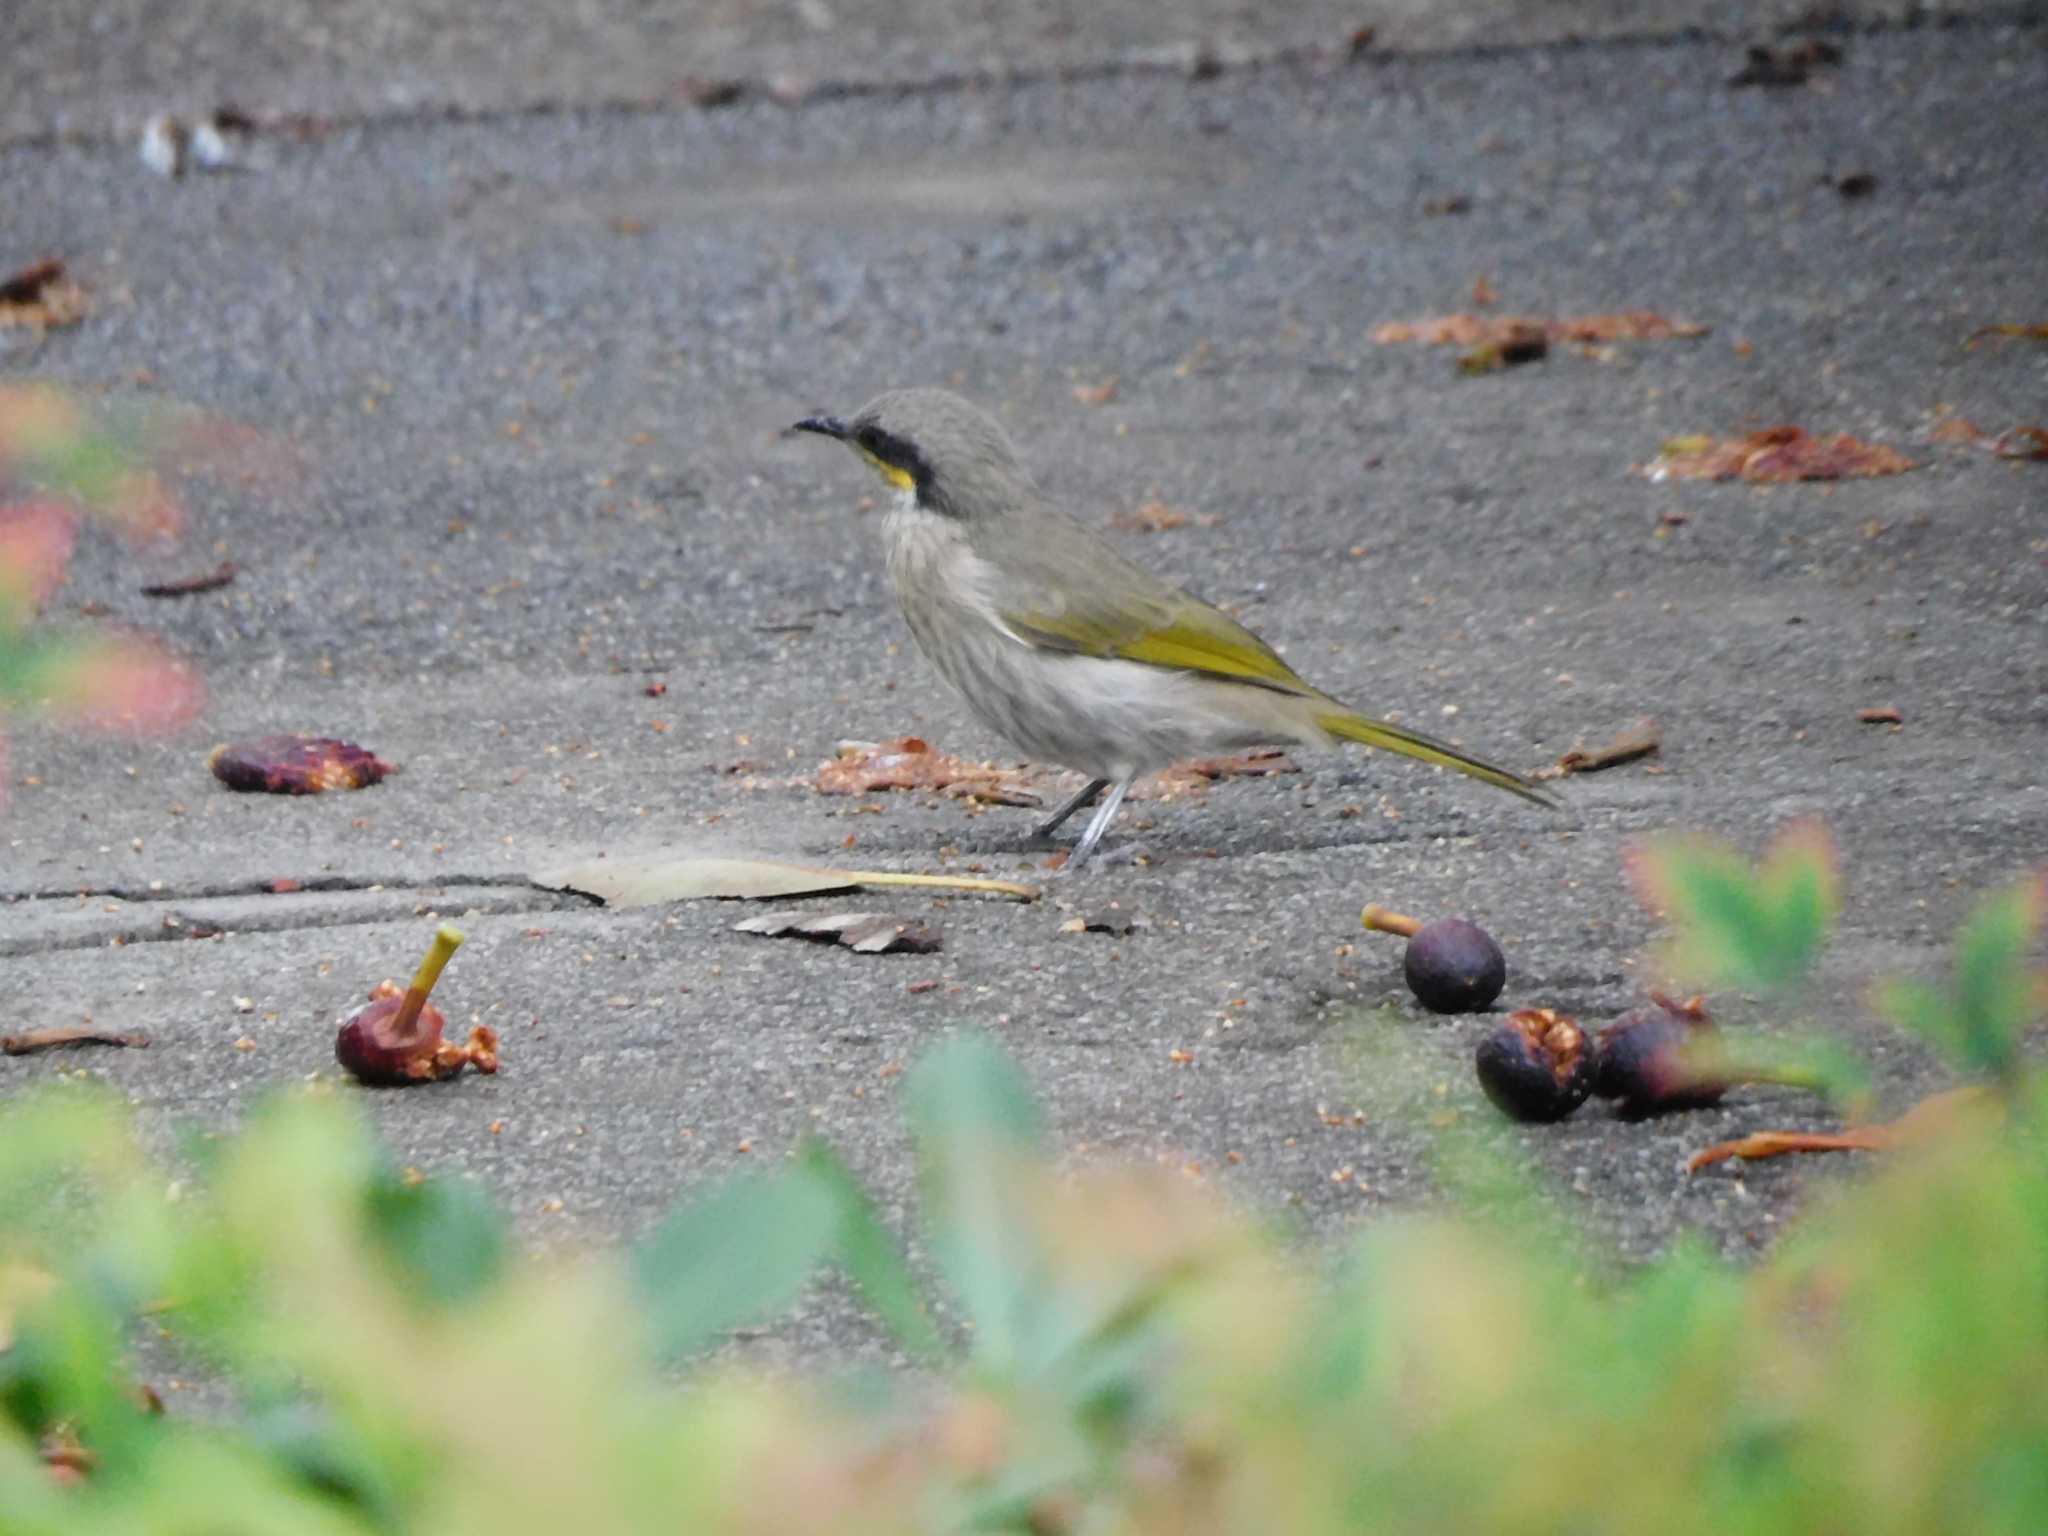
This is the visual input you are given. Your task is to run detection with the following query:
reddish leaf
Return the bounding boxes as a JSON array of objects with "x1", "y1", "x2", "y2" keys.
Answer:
[
  {"x1": 814, "y1": 737, "x2": 1039, "y2": 807},
  {"x1": 1642, "y1": 427, "x2": 1915, "y2": 483}
]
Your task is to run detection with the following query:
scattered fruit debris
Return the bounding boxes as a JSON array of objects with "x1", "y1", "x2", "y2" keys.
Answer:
[
  {"x1": 732, "y1": 909, "x2": 941, "y2": 955},
  {"x1": 335, "y1": 925, "x2": 497, "y2": 1085},
  {"x1": 1857, "y1": 705, "x2": 1903, "y2": 725},
  {"x1": 1541, "y1": 717, "x2": 1660, "y2": 778},
  {"x1": 1641, "y1": 427, "x2": 1915, "y2": 483},
  {"x1": 1134, "y1": 749, "x2": 1298, "y2": 800},
  {"x1": 1476, "y1": 1009, "x2": 1597, "y2": 1122},
  {"x1": 140, "y1": 560, "x2": 237, "y2": 598},
  {"x1": 1728, "y1": 37, "x2": 1841, "y2": 88},
  {"x1": 3, "y1": 1025, "x2": 151, "y2": 1056},
  {"x1": 0, "y1": 259, "x2": 89, "y2": 332},
  {"x1": 1687, "y1": 1085, "x2": 1996, "y2": 1173},
  {"x1": 209, "y1": 735, "x2": 395, "y2": 794},
  {"x1": 1361, "y1": 905, "x2": 1507, "y2": 1014},
  {"x1": 1373, "y1": 311, "x2": 1707, "y2": 347},
  {"x1": 814, "y1": 736, "x2": 1039, "y2": 807}
]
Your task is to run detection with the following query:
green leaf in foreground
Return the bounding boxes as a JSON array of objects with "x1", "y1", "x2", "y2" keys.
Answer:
[
  {"x1": 630, "y1": 1165, "x2": 839, "y2": 1361},
  {"x1": 362, "y1": 1168, "x2": 508, "y2": 1309},
  {"x1": 1878, "y1": 874, "x2": 2047, "y2": 1082},
  {"x1": 795, "y1": 1139, "x2": 946, "y2": 1363},
  {"x1": 906, "y1": 1034, "x2": 1048, "y2": 1376},
  {"x1": 1629, "y1": 820, "x2": 1840, "y2": 993}
]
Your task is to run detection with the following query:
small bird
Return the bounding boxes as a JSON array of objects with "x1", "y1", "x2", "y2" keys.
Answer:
[{"x1": 795, "y1": 388, "x2": 1560, "y2": 869}]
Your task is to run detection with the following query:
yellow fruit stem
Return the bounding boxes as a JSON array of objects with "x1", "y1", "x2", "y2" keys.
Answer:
[{"x1": 389, "y1": 924, "x2": 465, "y2": 1038}]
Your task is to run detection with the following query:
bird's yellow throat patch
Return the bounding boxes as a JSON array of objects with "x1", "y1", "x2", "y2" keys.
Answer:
[{"x1": 856, "y1": 446, "x2": 916, "y2": 492}]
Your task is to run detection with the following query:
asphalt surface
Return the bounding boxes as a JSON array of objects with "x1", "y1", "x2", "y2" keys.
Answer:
[{"x1": 4, "y1": 9, "x2": 2047, "y2": 1383}]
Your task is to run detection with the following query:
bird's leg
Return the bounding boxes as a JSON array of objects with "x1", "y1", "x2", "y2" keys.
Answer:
[
  {"x1": 1033, "y1": 777, "x2": 1110, "y2": 841},
  {"x1": 1064, "y1": 775, "x2": 1135, "y2": 872}
]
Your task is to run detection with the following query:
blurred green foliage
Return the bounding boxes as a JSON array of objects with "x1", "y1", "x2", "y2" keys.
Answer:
[
  {"x1": 2, "y1": 848, "x2": 2044, "y2": 1532},
  {"x1": 0, "y1": 382, "x2": 203, "y2": 758},
  {"x1": 1629, "y1": 819, "x2": 1841, "y2": 994}
]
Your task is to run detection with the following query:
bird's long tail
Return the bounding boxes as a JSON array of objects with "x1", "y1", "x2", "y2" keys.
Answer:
[{"x1": 1315, "y1": 709, "x2": 1563, "y2": 810}]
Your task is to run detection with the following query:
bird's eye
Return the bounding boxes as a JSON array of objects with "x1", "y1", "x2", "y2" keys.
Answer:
[{"x1": 854, "y1": 424, "x2": 884, "y2": 454}]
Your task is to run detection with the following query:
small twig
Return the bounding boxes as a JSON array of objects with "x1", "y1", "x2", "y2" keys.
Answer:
[
  {"x1": 1538, "y1": 718, "x2": 1660, "y2": 779},
  {"x1": 141, "y1": 560, "x2": 238, "y2": 597},
  {"x1": 4, "y1": 1025, "x2": 151, "y2": 1055}
]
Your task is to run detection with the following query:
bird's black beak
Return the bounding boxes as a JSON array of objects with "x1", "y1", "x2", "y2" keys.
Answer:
[{"x1": 792, "y1": 414, "x2": 848, "y2": 440}]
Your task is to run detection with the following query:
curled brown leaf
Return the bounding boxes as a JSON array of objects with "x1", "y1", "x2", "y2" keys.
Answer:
[
  {"x1": 814, "y1": 737, "x2": 1039, "y2": 807},
  {"x1": 1642, "y1": 427, "x2": 1915, "y2": 483}
]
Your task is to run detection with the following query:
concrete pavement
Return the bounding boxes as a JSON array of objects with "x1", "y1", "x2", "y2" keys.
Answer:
[{"x1": 3, "y1": 7, "x2": 2046, "y2": 1378}]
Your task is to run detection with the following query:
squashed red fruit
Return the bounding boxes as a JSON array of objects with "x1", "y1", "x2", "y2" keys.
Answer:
[
  {"x1": 210, "y1": 735, "x2": 395, "y2": 794},
  {"x1": 336, "y1": 980, "x2": 498, "y2": 1085}
]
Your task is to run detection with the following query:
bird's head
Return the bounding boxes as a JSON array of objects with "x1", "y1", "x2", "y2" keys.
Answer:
[{"x1": 793, "y1": 388, "x2": 1029, "y2": 519}]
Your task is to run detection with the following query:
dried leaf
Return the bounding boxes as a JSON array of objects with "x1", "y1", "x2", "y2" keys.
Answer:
[
  {"x1": 1109, "y1": 499, "x2": 1190, "y2": 533},
  {"x1": 1930, "y1": 416, "x2": 1987, "y2": 444},
  {"x1": 1539, "y1": 718, "x2": 1660, "y2": 778},
  {"x1": 1728, "y1": 38, "x2": 1841, "y2": 88},
  {"x1": 1991, "y1": 426, "x2": 2048, "y2": 462},
  {"x1": 1133, "y1": 749, "x2": 1299, "y2": 801},
  {"x1": 1641, "y1": 427, "x2": 1915, "y2": 483},
  {"x1": 1071, "y1": 378, "x2": 1118, "y2": 406},
  {"x1": 815, "y1": 736, "x2": 1040, "y2": 807},
  {"x1": 1458, "y1": 323, "x2": 1547, "y2": 374},
  {"x1": 0, "y1": 259, "x2": 89, "y2": 331},
  {"x1": 1687, "y1": 1085, "x2": 1996, "y2": 1173},
  {"x1": 1965, "y1": 323, "x2": 2048, "y2": 348},
  {"x1": 733, "y1": 910, "x2": 942, "y2": 955},
  {"x1": 676, "y1": 75, "x2": 746, "y2": 108},
  {"x1": 531, "y1": 850, "x2": 1038, "y2": 907},
  {"x1": 2, "y1": 1026, "x2": 151, "y2": 1055},
  {"x1": 140, "y1": 560, "x2": 237, "y2": 597},
  {"x1": 1857, "y1": 705, "x2": 1903, "y2": 725},
  {"x1": 210, "y1": 735, "x2": 395, "y2": 793},
  {"x1": 1373, "y1": 311, "x2": 1707, "y2": 346}
]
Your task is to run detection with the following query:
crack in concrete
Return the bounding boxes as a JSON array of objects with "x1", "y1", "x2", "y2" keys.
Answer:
[
  {"x1": 2, "y1": 7, "x2": 2036, "y2": 152},
  {"x1": 3, "y1": 873, "x2": 548, "y2": 904}
]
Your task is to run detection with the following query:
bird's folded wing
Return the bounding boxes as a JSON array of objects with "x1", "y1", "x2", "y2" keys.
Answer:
[{"x1": 997, "y1": 586, "x2": 1318, "y2": 697}]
